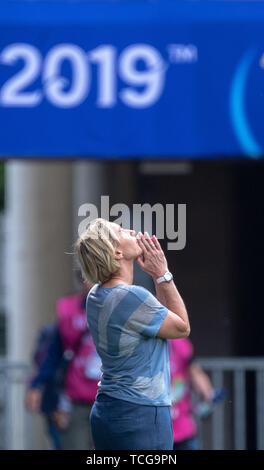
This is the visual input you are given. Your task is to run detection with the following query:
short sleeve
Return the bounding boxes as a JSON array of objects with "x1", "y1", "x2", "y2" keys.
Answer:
[{"x1": 127, "y1": 286, "x2": 168, "y2": 339}]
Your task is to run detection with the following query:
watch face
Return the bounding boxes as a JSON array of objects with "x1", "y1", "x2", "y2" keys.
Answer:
[{"x1": 165, "y1": 272, "x2": 172, "y2": 281}]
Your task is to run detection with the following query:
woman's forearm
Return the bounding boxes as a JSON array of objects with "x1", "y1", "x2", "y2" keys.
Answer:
[{"x1": 154, "y1": 277, "x2": 189, "y2": 330}]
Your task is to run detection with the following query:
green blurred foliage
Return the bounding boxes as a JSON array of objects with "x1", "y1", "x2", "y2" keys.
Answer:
[{"x1": 0, "y1": 162, "x2": 4, "y2": 212}]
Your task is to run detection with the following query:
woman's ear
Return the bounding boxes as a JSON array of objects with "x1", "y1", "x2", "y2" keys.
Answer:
[{"x1": 114, "y1": 249, "x2": 123, "y2": 260}]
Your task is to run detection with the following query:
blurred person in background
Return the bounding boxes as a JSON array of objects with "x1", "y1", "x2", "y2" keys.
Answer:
[
  {"x1": 25, "y1": 272, "x2": 102, "y2": 450},
  {"x1": 25, "y1": 323, "x2": 62, "y2": 450},
  {"x1": 169, "y1": 337, "x2": 214, "y2": 450},
  {"x1": 75, "y1": 218, "x2": 190, "y2": 450}
]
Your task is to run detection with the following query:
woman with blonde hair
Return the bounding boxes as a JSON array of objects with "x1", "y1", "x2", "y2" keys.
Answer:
[{"x1": 75, "y1": 218, "x2": 190, "y2": 450}]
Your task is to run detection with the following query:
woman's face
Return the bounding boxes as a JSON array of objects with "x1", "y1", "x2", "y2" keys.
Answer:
[{"x1": 111, "y1": 223, "x2": 142, "y2": 261}]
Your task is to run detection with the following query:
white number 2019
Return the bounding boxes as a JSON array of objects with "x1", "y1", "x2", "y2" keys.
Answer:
[{"x1": 0, "y1": 43, "x2": 166, "y2": 109}]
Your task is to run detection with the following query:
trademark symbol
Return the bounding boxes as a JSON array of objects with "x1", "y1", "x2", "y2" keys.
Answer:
[{"x1": 167, "y1": 44, "x2": 198, "y2": 64}]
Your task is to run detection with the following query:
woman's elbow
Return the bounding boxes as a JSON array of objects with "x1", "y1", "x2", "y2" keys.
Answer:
[
  {"x1": 172, "y1": 323, "x2": 190, "y2": 339},
  {"x1": 179, "y1": 323, "x2": 191, "y2": 338},
  {"x1": 184, "y1": 324, "x2": 191, "y2": 338}
]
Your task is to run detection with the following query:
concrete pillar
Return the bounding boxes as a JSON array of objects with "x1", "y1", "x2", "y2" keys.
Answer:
[
  {"x1": 5, "y1": 161, "x2": 74, "y2": 449},
  {"x1": 73, "y1": 161, "x2": 107, "y2": 239}
]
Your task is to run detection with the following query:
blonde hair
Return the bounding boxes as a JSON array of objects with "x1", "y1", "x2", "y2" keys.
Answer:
[{"x1": 75, "y1": 218, "x2": 120, "y2": 284}]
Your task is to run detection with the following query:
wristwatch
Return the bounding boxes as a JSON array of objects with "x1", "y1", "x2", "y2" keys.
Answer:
[{"x1": 156, "y1": 271, "x2": 173, "y2": 284}]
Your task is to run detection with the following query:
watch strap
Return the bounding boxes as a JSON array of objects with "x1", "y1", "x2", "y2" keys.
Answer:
[{"x1": 156, "y1": 271, "x2": 173, "y2": 284}]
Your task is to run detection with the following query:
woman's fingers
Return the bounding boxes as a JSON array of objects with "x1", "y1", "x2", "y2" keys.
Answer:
[
  {"x1": 136, "y1": 234, "x2": 149, "y2": 254},
  {"x1": 143, "y1": 232, "x2": 156, "y2": 250},
  {"x1": 137, "y1": 232, "x2": 160, "y2": 253},
  {"x1": 152, "y1": 235, "x2": 162, "y2": 251}
]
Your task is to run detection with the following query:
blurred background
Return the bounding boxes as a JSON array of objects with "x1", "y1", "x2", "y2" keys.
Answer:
[{"x1": 0, "y1": 0, "x2": 264, "y2": 450}]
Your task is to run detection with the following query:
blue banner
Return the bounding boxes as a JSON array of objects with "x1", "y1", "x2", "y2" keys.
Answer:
[{"x1": 0, "y1": 1, "x2": 264, "y2": 158}]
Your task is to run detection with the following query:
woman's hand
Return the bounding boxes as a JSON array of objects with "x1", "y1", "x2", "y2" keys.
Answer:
[
  {"x1": 189, "y1": 363, "x2": 214, "y2": 402},
  {"x1": 52, "y1": 410, "x2": 70, "y2": 430},
  {"x1": 24, "y1": 388, "x2": 42, "y2": 413},
  {"x1": 136, "y1": 232, "x2": 169, "y2": 279}
]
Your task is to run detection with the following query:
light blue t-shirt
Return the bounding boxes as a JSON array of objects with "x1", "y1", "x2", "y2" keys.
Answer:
[{"x1": 86, "y1": 283, "x2": 171, "y2": 406}]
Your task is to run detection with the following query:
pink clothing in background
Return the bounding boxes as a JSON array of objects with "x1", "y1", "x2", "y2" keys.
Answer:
[
  {"x1": 56, "y1": 294, "x2": 101, "y2": 403},
  {"x1": 169, "y1": 338, "x2": 197, "y2": 442}
]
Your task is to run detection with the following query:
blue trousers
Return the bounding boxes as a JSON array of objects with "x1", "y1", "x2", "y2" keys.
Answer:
[
  {"x1": 45, "y1": 414, "x2": 62, "y2": 450},
  {"x1": 173, "y1": 436, "x2": 201, "y2": 450},
  {"x1": 90, "y1": 394, "x2": 173, "y2": 450}
]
